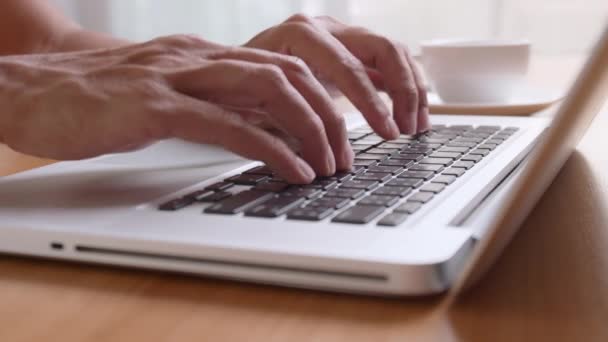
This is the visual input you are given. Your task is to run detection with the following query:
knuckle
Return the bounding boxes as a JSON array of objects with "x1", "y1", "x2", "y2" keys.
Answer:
[
  {"x1": 258, "y1": 64, "x2": 289, "y2": 89},
  {"x1": 285, "y1": 13, "x2": 313, "y2": 24},
  {"x1": 340, "y1": 56, "x2": 366, "y2": 75},
  {"x1": 281, "y1": 21, "x2": 317, "y2": 39},
  {"x1": 281, "y1": 55, "x2": 311, "y2": 76}
]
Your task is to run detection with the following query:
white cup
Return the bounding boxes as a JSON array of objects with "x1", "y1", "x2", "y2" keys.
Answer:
[{"x1": 420, "y1": 39, "x2": 531, "y2": 103}]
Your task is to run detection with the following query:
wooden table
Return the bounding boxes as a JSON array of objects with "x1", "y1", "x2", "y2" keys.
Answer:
[{"x1": 1, "y1": 56, "x2": 607, "y2": 342}]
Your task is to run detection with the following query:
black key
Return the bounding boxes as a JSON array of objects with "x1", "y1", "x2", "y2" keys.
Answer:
[
  {"x1": 503, "y1": 127, "x2": 519, "y2": 132},
  {"x1": 391, "y1": 153, "x2": 424, "y2": 161},
  {"x1": 332, "y1": 205, "x2": 385, "y2": 224},
  {"x1": 432, "y1": 175, "x2": 457, "y2": 185},
  {"x1": 254, "y1": 181, "x2": 290, "y2": 193},
  {"x1": 419, "y1": 157, "x2": 453, "y2": 166},
  {"x1": 226, "y1": 174, "x2": 269, "y2": 186},
  {"x1": 367, "y1": 165, "x2": 404, "y2": 174},
  {"x1": 407, "y1": 192, "x2": 434, "y2": 203},
  {"x1": 476, "y1": 125, "x2": 501, "y2": 132},
  {"x1": 204, "y1": 190, "x2": 274, "y2": 215},
  {"x1": 409, "y1": 164, "x2": 445, "y2": 173},
  {"x1": 354, "y1": 172, "x2": 392, "y2": 182},
  {"x1": 348, "y1": 132, "x2": 368, "y2": 140},
  {"x1": 325, "y1": 188, "x2": 366, "y2": 199},
  {"x1": 245, "y1": 196, "x2": 305, "y2": 218},
  {"x1": 442, "y1": 168, "x2": 466, "y2": 177},
  {"x1": 184, "y1": 190, "x2": 214, "y2": 201},
  {"x1": 429, "y1": 152, "x2": 462, "y2": 159},
  {"x1": 469, "y1": 149, "x2": 491, "y2": 156},
  {"x1": 452, "y1": 161, "x2": 476, "y2": 169},
  {"x1": 402, "y1": 147, "x2": 434, "y2": 155},
  {"x1": 461, "y1": 154, "x2": 483, "y2": 163},
  {"x1": 348, "y1": 165, "x2": 367, "y2": 175},
  {"x1": 353, "y1": 159, "x2": 378, "y2": 167},
  {"x1": 280, "y1": 187, "x2": 323, "y2": 199},
  {"x1": 307, "y1": 179, "x2": 339, "y2": 190},
  {"x1": 493, "y1": 133, "x2": 512, "y2": 140},
  {"x1": 352, "y1": 145, "x2": 371, "y2": 153},
  {"x1": 373, "y1": 186, "x2": 413, "y2": 197},
  {"x1": 447, "y1": 125, "x2": 474, "y2": 131},
  {"x1": 486, "y1": 139, "x2": 504, "y2": 145},
  {"x1": 158, "y1": 197, "x2": 195, "y2": 211},
  {"x1": 377, "y1": 142, "x2": 404, "y2": 149},
  {"x1": 198, "y1": 191, "x2": 232, "y2": 203},
  {"x1": 397, "y1": 170, "x2": 434, "y2": 180},
  {"x1": 438, "y1": 146, "x2": 469, "y2": 153},
  {"x1": 287, "y1": 207, "x2": 334, "y2": 221},
  {"x1": 447, "y1": 141, "x2": 477, "y2": 148},
  {"x1": 453, "y1": 137, "x2": 484, "y2": 143},
  {"x1": 367, "y1": 148, "x2": 399, "y2": 155},
  {"x1": 419, "y1": 183, "x2": 446, "y2": 194},
  {"x1": 340, "y1": 179, "x2": 380, "y2": 191},
  {"x1": 377, "y1": 213, "x2": 409, "y2": 227},
  {"x1": 205, "y1": 181, "x2": 233, "y2": 192},
  {"x1": 478, "y1": 143, "x2": 498, "y2": 150},
  {"x1": 308, "y1": 197, "x2": 350, "y2": 209},
  {"x1": 418, "y1": 137, "x2": 450, "y2": 144},
  {"x1": 358, "y1": 195, "x2": 400, "y2": 207},
  {"x1": 386, "y1": 178, "x2": 423, "y2": 188},
  {"x1": 326, "y1": 172, "x2": 351, "y2": 182},
  {"x1": 379, "y1": 159, "x2": 414, "y2": 168},
  {"x1": 394, "y1": 202, "x2": 422, "y2": 214},
  {"x1": 356, "y1": 153, "x2": 388, "y2": 161},
  {"x1": 244, "y1": 165, "x2": 274, "y2": 176}
]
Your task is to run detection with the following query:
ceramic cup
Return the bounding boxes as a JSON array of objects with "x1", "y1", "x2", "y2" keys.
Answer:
[{"x1": 420, "y1": 39, "x2": 531, "y2": 103}]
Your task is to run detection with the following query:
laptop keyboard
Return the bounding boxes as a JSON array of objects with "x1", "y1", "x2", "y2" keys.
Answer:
[{"x1": 158, "y1": 124, "x2": 519, "y2": 226}]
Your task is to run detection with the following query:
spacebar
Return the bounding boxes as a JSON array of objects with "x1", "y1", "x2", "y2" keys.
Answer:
[{"x1": 204, "y1": 190, "x2": 275, "y2": 215}]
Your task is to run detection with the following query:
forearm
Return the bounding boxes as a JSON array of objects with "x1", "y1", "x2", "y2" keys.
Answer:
[{"x1": 0, "y1": 0, "x2": 129, "y2": 56}]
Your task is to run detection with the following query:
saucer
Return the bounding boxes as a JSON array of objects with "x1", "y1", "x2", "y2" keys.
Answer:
[{"x1": 428, "y1": 84, "x2": 564, "y2": 116}]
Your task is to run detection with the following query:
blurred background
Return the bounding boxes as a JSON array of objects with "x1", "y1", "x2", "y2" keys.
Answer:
[{"x1": 51, "y1": 0, "x2": 607, "y2": 56}]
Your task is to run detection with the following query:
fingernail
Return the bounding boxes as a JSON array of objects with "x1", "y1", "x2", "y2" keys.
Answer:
[
  {"x1": 384, "y1": 120, "x2": 400, "y2": 139},
  {"x1": 296, "y1": 157, "x2": 316, "y2": 182},
  {"x1": 339, "y1": 146, "x2": 355, "y2": 171},
  {"x1": 326, "y1": 152, "x2": 336, "y2": 176}
]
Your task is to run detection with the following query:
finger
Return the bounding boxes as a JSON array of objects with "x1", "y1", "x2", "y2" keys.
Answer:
[
  {"x1": 166, "y1": 59, "x2": 336, "y2": 177},
  {"x1": 401, "y1": 45, "x2": 431, "y2": 132},
  {"x1": 208, "y1": 48, "x2": 353, "y2": 171},
  {"x1": 165, "y1": 95, "x2": 315, "y2": 184},
  {"x1": 314, "y1": 18, "x2": 422, "y2": 134},
  {"x1": 249, "y1": 17, "x2": 400, "y2": 140}
]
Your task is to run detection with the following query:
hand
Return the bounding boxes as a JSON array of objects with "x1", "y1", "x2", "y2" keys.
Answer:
[{"x1": 246, "y1": 14, "x2": 430, "y2": 136}]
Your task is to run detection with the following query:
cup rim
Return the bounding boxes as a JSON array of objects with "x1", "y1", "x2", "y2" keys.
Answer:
[{"x1": 420, "y1": 38, "x2": 530, "y2": 48}]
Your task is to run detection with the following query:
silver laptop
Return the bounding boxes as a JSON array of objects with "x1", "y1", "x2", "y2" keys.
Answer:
[{"x1": 1, "y1": 27, "x2": 606, "y2": 297}]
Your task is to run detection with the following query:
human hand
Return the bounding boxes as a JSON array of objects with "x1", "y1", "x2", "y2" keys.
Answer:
[{"x1": 246, "y1": 14, "x2": 430, "y2": 136}]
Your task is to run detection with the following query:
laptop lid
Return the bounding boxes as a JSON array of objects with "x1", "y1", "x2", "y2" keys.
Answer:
[{"x1": 452, "y1": 25, "x2": 608, "y2": 295}]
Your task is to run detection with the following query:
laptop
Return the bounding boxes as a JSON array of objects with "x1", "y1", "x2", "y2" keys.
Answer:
[{"x1": 0, "y1": 27, "x2": 606, "y2": 297}]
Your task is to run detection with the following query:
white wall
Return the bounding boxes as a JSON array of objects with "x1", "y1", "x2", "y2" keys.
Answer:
[{"x1": 51, "y1": 0, "x2": 608, "y2": 55}]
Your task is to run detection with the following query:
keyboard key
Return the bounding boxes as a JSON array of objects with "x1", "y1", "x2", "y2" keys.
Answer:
[
  {"x1": 184, "y1": 190, "x2": 214, "y2": 201},
  {"x1": 197, "y1": 191, "x2": 232, "y2": 203},
  {"x1": 205, "y1": 181, "x2": 233, "y2": 192},
  {"x1": 419, "y1": 183, "x2": 446, "y2": 194},
  {"x1": 348, "y1": 132, "x2": 368, "y2": 140},
  {"x1": 397, "y1": 170, "x2": 434, "y2": 180},
  {"x1": 325, "y1": 188, "x2": 366, "y2": 199},
  {"x1": 332, "y1": 205, "x2": 385, "y2": 224},
  {"x1": 409, "y1": 164, "x2": 445, "y2": 173},
  {"x1": 391, "y1": 153, "x2": 424, "y2": 161},
  {"x1": 244, "y1": 165, "x2": 274, "y2": 176},
  {"x1": 367, "y1": 165, "x2": 404, "y2": 174},
  {"x1": 354, "y1": 172, "x2": 392, "y2": 182},
  {"x1": 452, "y1": 161, "x2": 476, "y2": 169},
  {"x1": 280, "y1": 187, "x2": 323, "y2": 199},
  {"x1": 429, "y1": 152, "x2": 462, "y2": 159},
  {"x1": 419, "y1": 157, "x2": 453, "y2": 166},
  {"x1": 308, "y1": 179, "x2": 339, "y2": 190},
  {"x1": 287, "y1": 207, "x2": 334, "y2": 221},
  {"x1": 453, "y1": 137, "x2": 484, "y2": 143},
  {"x1": 367, "y1": 148, "x2": 399, "y2": 155},
  {"x1": 326, "y1": 172, "x2": 352, "y2": 182},
  {"x1": 402, "y1": 147, "x2": 433, "y2": 155},
  {"x1": 394, "y1": 202, "x2": 422, "y2": 214},
  {"x1": 377, "y1": 213, "x2": 409, "y2": 227},
  {"x1": 486, "y1": 139, "x2": 504, "y2": 145},
  {"x1": 461, "y1": 154, "x2": 483, "y2": 163},
  {"x1": 245, "y1": 196, "x2": 305, "y2": 218},
  {"x1": 442, "y1": 168, "x2": 466, "y2": 177},
  {"x1": 438, "y1": 146, "x2": 469, "y2": 153},
  {"x1": 340, "y1": 179, "x2": 380, "y2": 191},
  {"x1": 476, "y1": 125, "x2": 501, "y2": 132},
  {"x1": 386, "y1": 178, "x2": 423, "y2": 188},
  {"x1": 356, "y1": 153, "x2": 388, "y2": 161},
  {"x1": 432, "y1": 175, "x2": 457, "y2": 185},
  {"x1": 226, "y1": 174, "x2": 269, "y2": 186},
  {"x1": 377, "y1": 142, "x2": 404, "y2": 149},
  {"x1": 478, "y1": 143, "x2": 498, "y2": 150},
  {"x1": 407, "y1": 192, "x2": 434, "y2": 203},
  {"x1": 379, "y1": 159, "x2": 414, "y2": 168},
  {"x1": 373, "y1": 186, "x2": 413, "y2": 197},
  {"x1": 348, "y1": 165, "x2": 367, "y2": 175},
  {"x1": 447, "y1": 141, "x2": 477, "y2": 148},
  {"x1": 358, "y1": 194, "x2": 400, "y2": 207},
  {"x1": 469, "y1": 149, "x2": 490, "y2": 156},
  {"x1": 254, "y1": 181, "x2": 290, "y2": 193},
  {"x1": 308, "y1": 197, "x2": 350, "y2": 210},
  {"x1": 158, "y1": 197, "x2": 195, "y2": 211},
  {"x1": 204, "y1": 190, "x2": 274, "y2": 215},
  {"x1": 353, "y1": 159, "x2": 378, "y2": 167}
]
